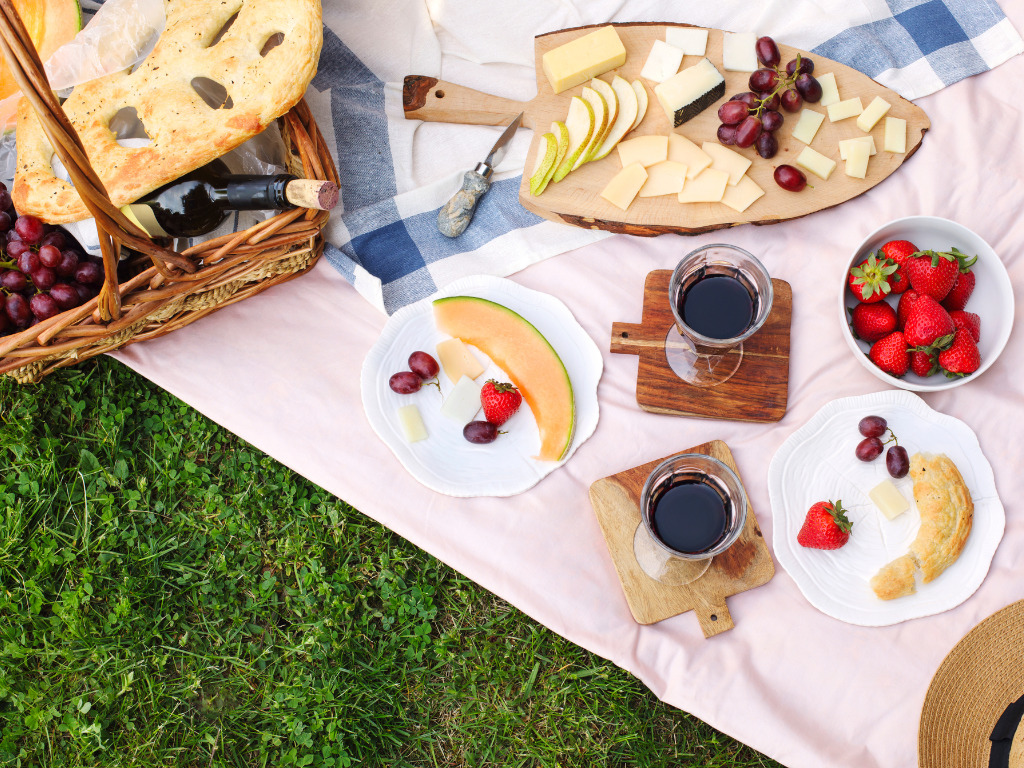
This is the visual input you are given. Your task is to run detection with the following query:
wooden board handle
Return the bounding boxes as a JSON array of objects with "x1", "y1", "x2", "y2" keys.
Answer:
[
  {"x1": 693, "y1": 593, "x2": 734, "y2": 638},
  {"x1": 404, "y1": 75, "x2": 532, "y2": 128},
  {"x1": 610, "y1": 321, "x2": 664, "y2": 355}
]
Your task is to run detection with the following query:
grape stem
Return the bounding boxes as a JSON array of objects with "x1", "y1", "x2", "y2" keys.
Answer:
[{"x1": 752, "y1": 55, "x2": 802, "y2": 117}]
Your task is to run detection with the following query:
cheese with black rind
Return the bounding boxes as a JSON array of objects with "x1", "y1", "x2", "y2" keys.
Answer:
[{"x1": 654, "y1": 57, "x2": 725, "y2": 128}]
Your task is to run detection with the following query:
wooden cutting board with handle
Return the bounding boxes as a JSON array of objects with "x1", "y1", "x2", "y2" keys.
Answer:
[{"x1": 404, "y1": 22, "x2": 930, "y2": 236}]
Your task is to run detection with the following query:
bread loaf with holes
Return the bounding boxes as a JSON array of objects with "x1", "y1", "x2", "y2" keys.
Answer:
[{"x1": 13, "y1": 0, "x2": 322, "y2": 223}]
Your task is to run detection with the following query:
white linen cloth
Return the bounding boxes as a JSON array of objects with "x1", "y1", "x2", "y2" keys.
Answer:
[{"x1": 109, "y1": 1, "x2": 1024, "y2": 766}]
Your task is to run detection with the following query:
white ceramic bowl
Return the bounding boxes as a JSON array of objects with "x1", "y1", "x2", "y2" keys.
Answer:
[{"x1": 839, "y1": 216, "x2": 1014, "y2": 391}]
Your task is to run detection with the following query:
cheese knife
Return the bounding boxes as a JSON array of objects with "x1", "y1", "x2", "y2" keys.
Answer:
[{"x1": 437, "y1": 112, "x2": 523, "y2": 238}]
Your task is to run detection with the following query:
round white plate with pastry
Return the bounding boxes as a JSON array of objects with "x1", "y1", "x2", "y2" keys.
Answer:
[{"x1": 768, "y1": 390, "x2": 1004, "y2": 626}]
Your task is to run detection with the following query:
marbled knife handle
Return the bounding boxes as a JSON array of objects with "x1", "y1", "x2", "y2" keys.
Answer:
[{"x1": 437, "y1": 166, "x2": 491, "y2": 238}]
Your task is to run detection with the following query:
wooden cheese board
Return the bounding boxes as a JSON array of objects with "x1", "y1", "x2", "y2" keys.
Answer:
[
  {"x1": 403, "y1": 22, "x2": 930, "y2": 236},
  {"x1": 589, "y1": 439, "x2": 774, "y2": 636}
]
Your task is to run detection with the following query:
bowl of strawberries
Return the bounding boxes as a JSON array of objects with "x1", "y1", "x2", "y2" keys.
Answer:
[{"x1": 839, "y1": 216, "x2": 1014, "y2": 391}]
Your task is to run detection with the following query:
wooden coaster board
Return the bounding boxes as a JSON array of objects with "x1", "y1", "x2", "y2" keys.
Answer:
[
  {"x1": 610, "y1": 270, "x2": 792, "y2": 422},
  {"x1": 589, "y1": 440, "x2": 774, "y2": 636}
]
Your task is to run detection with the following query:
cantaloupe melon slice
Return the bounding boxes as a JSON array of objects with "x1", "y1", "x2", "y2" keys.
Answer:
[
  {"x1": 433, "y1": 296, "x2": 575, "y2": 462},
  {"x1": 1, "y1": 0, "x2": 81, "y2": 102}
]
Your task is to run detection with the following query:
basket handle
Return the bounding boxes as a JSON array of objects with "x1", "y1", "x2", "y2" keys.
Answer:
[{"x1": 0, "y1": 0, "x2": 198, "y2": 322}]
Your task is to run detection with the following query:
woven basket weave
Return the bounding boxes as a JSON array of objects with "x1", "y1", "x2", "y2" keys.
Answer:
[{"x1": 0, "y1": 0, "x2": 337, "y2": 383}]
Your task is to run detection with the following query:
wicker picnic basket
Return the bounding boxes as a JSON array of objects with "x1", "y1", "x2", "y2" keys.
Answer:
[{"x1": 0, "y1": 0, "x2": 338, "y2": 383}]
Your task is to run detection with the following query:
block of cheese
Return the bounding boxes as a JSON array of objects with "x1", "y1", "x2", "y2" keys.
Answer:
[
  {"x1": 638, "y1": 160, "x2": 688, "y2": 197},
  {"x1": 437, "y1": 337, "x2": 485, "y2": 383},
  {"x1": 396, "y1": 405, "x2": 428, "y2": 443},
  {"x1": 677, "y1": 167, "x2": 728, "y2": 203},
  {"x1": 884, "y1": 116, "x2": 907, "y2": 153},
  {"x1": 668, "y1": 133, "x2": 712, "y2": 178},
  {"x1": 722, "y1": 31, "x2": 758, "y2": 71},
  {"x1": 665, "y1": 27, "x2": 708, "y2": 56},
  {"x1": 440, "y1": 375, "x2": 482, "y2": 423},
  {"x1": 641, "y1": 39, "x2": 684, "y2": 83},
  {"x1": 791, "y1": 109, "x2": 825, "y2": 145},
  {"x1": 817, "y1": 72, "x2": 840, "y2": 107},
  {"x1": 796, "y1": 146, "x2": 837, "y2": 180},
  {"x1": 617, "y1": 134, "x2": 669, "y2": 167},
  {"x1": 720, "y1": 174, "x2": 765, "y2": 212},
  {"x1": 838, "y1": 136, "x2": 876, "y2": 160},
  {"x1": 869, "y1": 479, "x2": 909, "y2": 521},
  {"x1": 856, "y1": 96, "x2": 891, "y2": 132},
  {"x1": 654, "y1": 57, "x2": 725, "y2": 127},
  {"x1": 542, "y1": 26, "x2": 627, "y2": 94},
  {"x1": 701, "y1": 141, "x2": 751, "y2": 186},
  {"x1": 827, "y1": 97, "x2": 864, "y2": 122},
  {"x1": 601, "y1": 163, "x2": 648, "y2": 210},
  {"x1": 844, "y1": 139, "x2": 870, "y2": 179}
]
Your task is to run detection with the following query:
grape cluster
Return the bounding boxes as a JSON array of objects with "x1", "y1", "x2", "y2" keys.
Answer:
[
  {"x1": 855, "y1": 415, "x2": 909, "y2": 479},
  {"x1": 389, "y1": 351, "x2": 441, "y2": 394},
  {"x1": 716, "y1": 36, "x2": 823, "y2": 160},
  {"x1": 0, "y1": 183, "x2": 105, "y2": 333}
]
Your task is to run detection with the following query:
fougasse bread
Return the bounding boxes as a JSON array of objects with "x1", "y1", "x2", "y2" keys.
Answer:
[
  {"x1": 870, "y1": 452, "x2": 974, "y2": 600},
  {"x1": 13, "y1": 0, "x2": 322, "y2": 224}
]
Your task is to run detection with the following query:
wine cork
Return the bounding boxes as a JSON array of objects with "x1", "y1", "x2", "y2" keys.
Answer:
[{"x1": 283, "y1": 179, "x2": 339, "y2": 211}]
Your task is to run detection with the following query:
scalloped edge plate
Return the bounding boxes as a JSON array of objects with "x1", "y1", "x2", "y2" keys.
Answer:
[
  {"x1": 360, "y1": 275, "x2": 603, "y2": 497},
  {"x1": 768, "y1": 390, "x2": 1003, "y2": 626}
]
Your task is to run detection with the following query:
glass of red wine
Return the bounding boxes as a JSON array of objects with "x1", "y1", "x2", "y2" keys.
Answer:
[
  {"x1": 633, "y1": 453, "x2": 748, "y2": 586},
  {"x1": 666, "y1": 244, "x2": 774, "y2": 387}
]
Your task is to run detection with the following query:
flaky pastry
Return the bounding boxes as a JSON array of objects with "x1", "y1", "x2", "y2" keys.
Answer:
[{"x1": 13, "y1": 0, "x2": 322, "y2": 223}]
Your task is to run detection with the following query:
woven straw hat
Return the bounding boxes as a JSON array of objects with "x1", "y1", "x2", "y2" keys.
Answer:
[{"x1": 919, "y1": 600, "x2": 1024, "y2": 767}]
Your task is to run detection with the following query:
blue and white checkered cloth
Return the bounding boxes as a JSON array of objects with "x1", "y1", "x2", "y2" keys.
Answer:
[{"x1": 310, "y1": 0, "x2": 1022, "y2": 315}]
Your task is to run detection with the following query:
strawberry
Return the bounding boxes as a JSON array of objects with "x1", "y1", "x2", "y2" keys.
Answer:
[
  {"x1": 480, "y1": 380, "x2": 522, "y2": 426},
  {"x1": 904, "y1": 248, "x2": 969, "y2": 301},
  {"x1": 848, "y1": 252, "x2": 901, "y2": 303},
  {"x1": 950, "y1": 310, "x2": 981, "y2": 343},
  {"x1": 878, "y1": 240, "x2": 917, "y2": 294},
  {"x1": 849, "y1": 301, "x2": 897, "y2": 342},
  {"x1": 896, "y1": 290, "x2": 922, "y2": 330},
  {"x1": 902, "y1": 295, "x2": 955, "y2": 350},
  {"x1": 938, "y1": 331, "x2": 981, "y2": 376},
  {"x1": 869, "y1": 331, "x2": 910, "y2": 377},
  {"x1": 909, "y1": 350, "x2": 938, "y2": 378},
  {"x1": 941, "y1": 268, "x2": 976, "y2": 312},
  {"x1": 797, "y1": 500, "x2": 852, "y2": 550}
]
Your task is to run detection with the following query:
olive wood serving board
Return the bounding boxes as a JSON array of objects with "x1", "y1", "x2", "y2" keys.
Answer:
[
  {"x1": 611, "y1": 270, "x2": 791, "y2": 422},
  {"x1": 589, "y1": 439, "x2": 774, "y2": 635},
  {"x1": 403, "y1": 22, "x2": 930, "y2": 236}
]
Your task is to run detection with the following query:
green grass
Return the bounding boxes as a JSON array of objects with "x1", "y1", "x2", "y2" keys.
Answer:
[{"x1": 0, "y1": 357, "x2": 782, "y2": 767}]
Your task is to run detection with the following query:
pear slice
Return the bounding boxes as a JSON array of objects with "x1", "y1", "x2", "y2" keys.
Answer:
[
  {"x1": 572, "y1": 86, "x2": 608, "y2": 171},
  {"x1": 585, "y1": 77, "x2": 618, "y2": 161},
  {"x1": 529, "y1": 132, "x2": 559, "y2": 196},
  {"x1": 630, "y1": 80, "x2": 649, "y2": 131},
  {"x1": 552, "y1": 96, "x2": 594, "y2": 183},
  {"x1": 590, "y1": 75, "x2": 639, "y2": 162},
  {"x1": 550, "y1": 120, "x2": 569, "y2": 172}
]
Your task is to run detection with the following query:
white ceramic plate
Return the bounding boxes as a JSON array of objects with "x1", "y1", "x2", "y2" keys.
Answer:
[
  {"x1": 360, "y1": 275, "x2": 603, "y2": 497},
  {"x1": 768, "y1": 390, "x2": 1003, "y2": 626},
  {"x1": 838, "y1": 216, "x2": 1014, "y2": 391}
]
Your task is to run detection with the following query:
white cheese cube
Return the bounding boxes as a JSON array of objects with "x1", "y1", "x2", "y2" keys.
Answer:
[
  {"x1": 720, "y1": 174, "x2": 765, "y2": 212},
  {"x1": 796, "y1": 146, "x2": 837, "y2": 180},
  {"x1": 827, "y1": 97, "x2": 864, "y2": 122},
  {"x1": 601, "y1": 163, "x2": 648, "y2": 210},
  {"x1": 869, "y1": 479, "x2": 910, "y2": 520},
  {"x1": 817, "y1": 72, "x2": 840, "y2": 107},
  {"x1": 641, "y1": 39, "x2": 684, "y2": 83},
  {"x1": 844, "y1": 140, "x2": 870, "y2": 179},
  {"x1": 617, "y1": 134, "x2": 669, "y2": 168},
  {"x1": 637, "y1": 160, "x2": 688, "y2": 197},
  {"x1": 677, "y1": 167, "x2": 729, "y2": 203},
  {"x1": 437, "y1": 337, "x2": 485, "y2": 383},
  {"x1": 722, "y1": 32, "x2": 758, "y2": 72},
  {"x1": 701, "y1": 141, "x2": 751, "y2": 186},
  {"x1": 440, "y1": 375, "x2": 482, "y2": 423},
  {"x1": 884, "y1": 116, "x2": 907, "y2": 153},
  {"x1": 791, "y1": 109, "x2": 825, "y2": 145},
  {"x1": 654, "y1": 58, "x2": 725, "y2": 127},
  {"x1": 667, "y1": 133, "x2": 712, "y2": 178},
  {"x1": 665, "y1": 27, "x2": 708, "y2": 56},
  {"x1": 396, "y1": 405, "x2": 428, "y2": 443},
  {"x1": 838, "y1": 136, "x2": 876, "y2": 160},
  {"x1": 856, "y1": 96, "x2": 891, "y2": 132}
]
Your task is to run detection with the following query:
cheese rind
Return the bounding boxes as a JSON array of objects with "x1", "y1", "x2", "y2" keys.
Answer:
[
  {"x1": 637, "y1": 160, "x2": 688, "y2": 197},
  {"x1": 720, "y1": 174, "x2": 765, "y2": 212},
  {"x1": 665, "y1": 27, "x2": 708, "y2": 56},
  {"x1": 856, "y1": 96, "x2": 891, "y2": 132},
  {"x1": 437, "y1": 337, "x2": 485, "y2": 383},
  {"x1": 667, "y1": 133, "x2": 712, "y2": 178},
  {"x1": 600, "y1": 163, "x2": 648, "y2": 210},
  {"x1": 654, "y1": 57, "x2": 725, "y2": 127},
  {"x1": 838, "y1": 136, "x2": 876, "y2": 160},
  {"x1": 796, "y1": 146, "x2": 837, "y2": 180},
  {"x1": 701, "y1": 141, "x2": 752, "y2": 186},
  {"x1": 870, "y1": 479, "x2": 910, "y2": 520},
  {"x1": 440, "y1": 375, "x2": 482, "y2": 423},
  {"x1": 641, "y1": 39, "x2": 684, "y2": 83},
  {"x1": 616, "y1": 134, "x2": 669, "y2": 168},
  {"x1": 817, "y1": 72, "x2": 840, "y2": 107},
  {"x1": 827, "y1": 97, "x2": 864, "y2": 122},
  {"x1": 397, "y1": 405, "x2": 428, "y2": 443},
  {"x1": 677, "y1": 167, "x2": 729, "y2": 203},
  {"x1": 542, "y1": 26, "x2": 627, "y2": 94},
  {"x1": 844, "y1": 140, "x2": 870, "y2": 179},
  {"x1": 884, "y1": 116, "x2": 907, "y2": 153},
  {"x1": 791, "y1": 109, "x2": 825, "y2": 145},
  {"x1": 722, "y1": 32, "x2": 758, "y2": 71}
]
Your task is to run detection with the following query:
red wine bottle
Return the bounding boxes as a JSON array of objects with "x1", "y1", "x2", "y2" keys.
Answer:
[{"x1": 121, "y1": 158, "x2": 338, "y2": 238}]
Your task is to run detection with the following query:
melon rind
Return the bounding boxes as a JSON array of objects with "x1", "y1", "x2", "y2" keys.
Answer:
[{"x1": 433, "y1": 296, "x2": 575, "y2": 462}]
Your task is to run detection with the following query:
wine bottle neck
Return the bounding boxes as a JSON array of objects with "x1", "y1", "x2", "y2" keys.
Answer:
[{"x1": 209, "y1": 174, "x2": 295, "y2": 210}]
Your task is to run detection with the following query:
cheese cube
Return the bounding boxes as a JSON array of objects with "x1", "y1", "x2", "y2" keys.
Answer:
[
  {"x1": 668, "y1": 133, "x2": 712, "y2": 178},
  {"x1": 796, "y1": 146, "x2": 837, "y2": 180},
  {"x1": 542, "y1": 26, "x2": 627, "y2": 94},
  {"x1": 396, "y1": 405, "x2": 428, "y2": 443},
  {"x1": 437, "y1": 337, "x2": 485, "y2": 383},
  {"x1": 617, "y1": 134, "x2": 669, "y2": 168},
  {"x1": 844, "y1": 139, "x2": 870, "y2": 179},
  {"x1": 601, "y1": 163, "x2": 648, "y2": 210},
  {"x1": 665, "y1": 27, "x2": 708, "y2": 56},
  {"x1": 654, "y1": 58, "x2": 725, "y2": 127},
  {"x1": 722, "y1": 32, "x2": 758, "y2": 71},
  {"x1": 637, "y1": 160, "x2": 688, "y2": 197},
  {"x1": 641, "y1": 39, "x2": 684, "y2": 83},
  {"x1": 869, "y1": 479, "x2": 909, "y2": 520},
  {"x1": 677, "y1": 167, "x2": 729, "y2": 203},
  {"x1": 817, "y1": 72, "x2": 840, "y2": 107},
  {"x1": 884, "y1": 116, "x2": 907, "y2": 153},
  {"x1": 701, "y1": 141, "x2": 751, "y2": 186},
  {"x1": 440, "y1": 375, "x2": 482, "y2": 423},
  {"x1": 720, "y1": 174, "x2": 765, "y2": 212},
  {"x1": 856, "y1": 96, "x2": 891, "y2": 132},
  {"x1": 791, "y1": 109, "x2": 825, "y2": 145},
  {"x1": 827, "y1": 97, "x2": 863, "y2": 122},
  {"x1": 838, "y1": 136, "x2": 876, "y2": 160}
]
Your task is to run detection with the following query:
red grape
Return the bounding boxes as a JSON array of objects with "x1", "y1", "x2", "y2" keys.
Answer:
[
  {"x1": 774, "y1": 165, "x2": 807, "y2": 192},
  {"x1": 31, "y1": 266, "x2": 56, "y2": 290},
  {"x1": 17, "y1": 251, "x2": 40, "y2": 274},
  {"x1": 6, "y1": 239, "x2": 29, "y2": 259},
  {"x1": 856, "y1": 436, "x2": 884, "y2": 462},
  {"x1": 858, "y1": 415, "x2": 888, "y2": 438},
  {"x1": 29, "y1": 293, "x2": 60, "y2": 321},
  {"x1": 74, "y1": 261, "x2": 103, "y2": 286},
  {"x1": 74, "y1": 283, "x2": 94, "y2": 303},
  {"x1": 389, "y1": 371, "x2": 422, "y2": 394},
  {"x1": 755, "y1": 132, "x2": 778, "y2": 159},
  {"x1": 786, "y1": 57, "x2": 814, "y2": 76},
  {"x1": 886, "y1": 446, "x2": 910, "y2": 478},
  {"x1": 408, "y1": 351, "x2": 439, "y2": 380},
  {"x1": 734, "y1": 116, "x2": 763, "y2": 148},
  {"x1": 717, "y1": 100, "x2": 749, "y2": 126},
  {"x1": 761, "y1": 111, "x2": 784, "y2": 133},
  {"x1": 755, "y1": 36, "x2": 781, "y2": 68},
  {"x1": 49, "y1": 283, "x2": 81, "y2": 310},
  {"x1": 14, "y1": 215, "x2": 45, "y2": 245},
  {"x1": 749, "y1": 68, "x2": 779, "y2": 93},
  {"x1": 5, "y1": 293, "x2": 30, "y2": 326},
  {"x1": 795, "y1": 74, "x2": 823, "y2": 103},
  {"x1": 1, "y1": 269, "x2": 27, "y2": 292},
  {"x1": 39, "y1": 244, "x2": 62, "y2": 268},
  {"x1": 781, "y1": 89, "x2": 802, "y2": 113},
  {"x1": 56, "y1": 250, "x2": 80, "y2": 278},
  {"x1": 731, "y1": 92, "x2": 759, "y2": 108},
  {"x1": 0, "y1": 211, "x2": 11, "y2": 232},
  {"x1": 463, "y1": 420, "x2": 499, "y2": 444},
  {"x1": 39, "y1": 231, "x2": 66, "y2": 249},
  {"x1": 717, "y1": 124, "x2": 738, "y2": 146},
  {"x1": 757, "y1": 92, "x2": 781, "y2": 112},
  {"x1": 0, "y1": 185, "x2": 11, "y2": 211}
]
